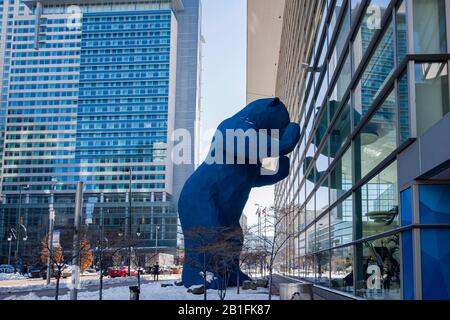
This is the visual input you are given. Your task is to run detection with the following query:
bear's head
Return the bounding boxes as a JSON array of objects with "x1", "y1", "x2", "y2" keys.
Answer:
[{"x1": 238, "y1": 97, "x2": 291, "y2": 137}]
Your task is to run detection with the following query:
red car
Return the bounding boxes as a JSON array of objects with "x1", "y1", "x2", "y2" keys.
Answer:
[{"x1": 108, "y1": 267, "x2": 138, "y2": 278}]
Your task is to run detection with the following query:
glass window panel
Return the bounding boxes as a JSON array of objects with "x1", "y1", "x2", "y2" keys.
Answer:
[
  {"x1": 419, "y1": 185, "x2": 450, "y2": 224},
  {"x1": 306, "y1": 225, "x2": 316, "y2": 254},
  {"x1": 402, "y1": 230, "x2": 415, "y2": 300},
  {"x1": 315, "y1": 251, "x2": 331, "y2": 287},
  {"x1": 352, "y1": 0, "x2": 391, "y2": 70},
  {"x1": 330, "y1": 147, "x2": 352, "y2": 203},
  {"x1": 306, "y1": 193, "x2": 315, "y2": 226},
  {"x1": 315, "y1": 102, "x2": 328, "y2": 149},
  {"x1": 316, "y1": 141, "x2": 330, "y2": 181},
  {"x1": 330, "y1": 53, "x2": 351, "y2": 119},
  {"x1": 421, "y1": 229, "x2": 450, "y2": 300},
  {"x1": 355, "y1": 233, "x2": 402, "y2": 300},
  {"x1": 351, "y1": 0, "x2": 363, "y2": 25},
  {"x1": 354, "y1": 20, "x2": 395, "y2": 126},
  {"x1": 329, "y1": 0, "x2": 344, "y2": 43},
  {"x1": 305, "y1": 167, "x2": 315, "y2": 199},
  {"x1": 400, "y1": 187, "x2": 413, "y2": 226},
  {"x1": 330, "y1": 100, "x2": 351, "y2": 157},
  {"x1": 396, "y1": 1, "x2": 407, "y2": 65},
  {"x1": 316, "y1": 177, "x2": 330, "y2": 214},
  {"x1": 398, "y1": 71, "x2": 409, "y2": 144},
  {"x1": 331, "y1": 246, "x2": 354, "y2": 293},
  {"x1": 413, "y1": 0, "x2": 447, "y2": 54},
  {"x1": 356, "y1": 90, "x2": 397, "y2": 180},
  {"x1": 299, "y1": 182, "x2": 306, "y2": 207},
  {"x1": 415, "y1": 62, "x2": 449, "y2": 136},
  {"x1": 299, "y1": 204, "x2": 306, "y2": 231},
  {"x1": 305, "y1": 255, "x2": 315, "y2": 282},
  {"x1": 330, "y1": 3, "x2": 350, "y2": 77},
  {"x1": 314, "y1": 1, "x2": 327, "y2": 65},
  {"x1": 316, "y1": 213, "x2": 330, "y2": 251},
  {"x1": 331, "y1": 195, "x2": 353, "y2": 247},
  {"x1": 359, "y1": 162, "x2": 399, "y2": 239},
  {"x1": 316, "y1": 70, "x2": 329, "y2": 106}
]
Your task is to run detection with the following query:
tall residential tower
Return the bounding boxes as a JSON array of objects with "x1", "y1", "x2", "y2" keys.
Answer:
[{"x1": 0, "y1": 0, "x2": 200, "y2": 264}]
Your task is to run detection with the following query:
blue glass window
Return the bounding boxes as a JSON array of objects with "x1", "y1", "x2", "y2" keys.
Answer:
[
  {"x1": 421, "y1": 229, "x2": 450, "y2": 300},
  {"x1": 402, "y1": 230, "x2": 414, "y2": 300},
  {"x1": 420, "y1": 185, "x2": 450, "y2": 224},
  {"x1": 401, "y1": 187, "x2": 413, "y2": 226}
]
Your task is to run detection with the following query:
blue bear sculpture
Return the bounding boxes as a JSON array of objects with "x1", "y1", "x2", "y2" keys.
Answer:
[{"x1": 178, "y1": 97, "x2": 300, "y2": 289}]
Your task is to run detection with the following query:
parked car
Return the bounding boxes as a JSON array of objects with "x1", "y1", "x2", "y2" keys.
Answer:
[
  {"x1": 108, "y1": 267, "x2": 126, "y2": 278},
  {"x1": 0, "y1": 264, "x2": 14, "y2": 274},
  {"x1": 40, "y1": 265, "x2": 73, "y2": 280},
  {"x1": 107, "y1": 266, "x2": 138, "y2": 278},
  {"x1": 82, "y1": 268, "x2": 97, "y2": 275},
  {"x1": 28, "y1": 264, "x2": 45, "y2": 278}
]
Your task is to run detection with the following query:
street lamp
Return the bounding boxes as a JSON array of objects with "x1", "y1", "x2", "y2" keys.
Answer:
[
  {"x1": 46, "y1": 178, "x2": 61, "y2": 285},
  {"x1": 15, "y1": 184, "x2": 29, "y2": 270},
  {"x1": 126, "y1": 168, "x2": 133, "y2": 276},
  {"x1": 7, "y1": 229, "x2": 17, "y2": 266},
  {"x1": 155, "y1": 224, "x2": 160, "y2": 257}
]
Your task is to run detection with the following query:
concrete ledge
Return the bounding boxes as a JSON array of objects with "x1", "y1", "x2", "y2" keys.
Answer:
[{"x1": 273, "y1": 274, "x2": 358, "y2": 300}]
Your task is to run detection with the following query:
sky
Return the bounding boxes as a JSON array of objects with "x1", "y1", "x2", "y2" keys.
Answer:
[{"x1": 200, "y1": 0, "x2": 274, "y2": 227}]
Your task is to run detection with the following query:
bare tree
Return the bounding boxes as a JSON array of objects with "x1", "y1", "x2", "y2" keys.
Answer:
[
  {"x1": 40, "y1": 231, "x2": 92, "y2": 300},
  {"x1": 91, "y1": 230, "x2": 130, "y2": 300},
  {"x1": 249, "y1": 206, "x2": 297, "y2": 300},
  {"x1": 183, "y1": 226, "x2": 239, "y2": 301}
]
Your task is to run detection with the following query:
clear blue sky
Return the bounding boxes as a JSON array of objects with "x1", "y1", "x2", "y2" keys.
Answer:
[{"x1": 200, "y1": 0, "x2": 275, "y2": 227}]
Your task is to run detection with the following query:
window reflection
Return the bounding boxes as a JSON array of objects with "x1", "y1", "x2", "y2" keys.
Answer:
[
  {"x1": 330, "y1": 3, "x2": 350, "y2": 77},
  {"x1": 330, "y1": 101, "x2": 351, "y2": 157},
  {"x1": 353, "y1": 0, "x2": 390, "y2": 70},
  {"x1": 316, "y1": 177, "x2": 330, "y2": 214},
  {"x1": 331, "y1": 246, "x2": 353, "y2": 293},
  {"x1": 415, "y1": 62, "x2": 449, "y2": 136},
  {"x1": 306, "y1": 193, "x2": 315, "y2": 226},
  {"x1": 306, "y1": 226, "x2": 316, "y2": 254},
  {"x1": 398, "y1": 72, "x2": 409, "y2": 144},
  {"x1": 331, "y1": 195, "x2": 353, "y2": 247},
  {"x1": 330, "y1": 53, "x2": 351, "y2": 119},
  {"x1": 330, "y1": 147, "x2": 352, "y2": 203},
  {"x1": 396, "y1": 1, "x2": 407, "y2": 65},
  {"x1": 316, "y1": 213, "x2": 330, "y2": 251},
  {"x1": 413, "y1": 0, "x2": 447, "y2": 54},
  {"x1": 356, "y1": 90, "x2": 397, "y2": 180},
  {"x1": 315, "y1": 251, "x2": 331, "y2": 287},
  {"x1": 359, "y1": 162, "x2": 399, "y2": 238},
  {"x1": 354, "y1": 20, "x2": 395, "y2": 125},
  {"x1": 305, "y1": 255, "x2": 315, "y2": 282},
  {"x1": 355, "y1": 234, "x2": 401, "y2": 300}
]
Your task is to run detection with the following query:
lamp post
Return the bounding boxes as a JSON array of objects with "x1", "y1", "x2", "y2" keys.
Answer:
[
  {"x1": 126, "y1": 169, "x2": 132, "y2": 277},
  {"x1": 155, "y1": 224, "x2": 160, "y2": 257},
  {"x1": 15, "y1": 184, "x2": 29, "y2": 270},
  {"x1": 46, "y1": 178, "x2": 59, "y2": 285},
  {"x1": 7, "y1": 229, "x2": 17, "y2": 265}
]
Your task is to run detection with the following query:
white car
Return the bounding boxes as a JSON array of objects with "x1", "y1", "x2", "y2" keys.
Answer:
[{"x1": 0, "y1": 264, "x2": 15, "y2": 274}]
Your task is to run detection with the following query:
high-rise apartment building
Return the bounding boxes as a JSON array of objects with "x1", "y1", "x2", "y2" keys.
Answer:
[
  {"x1": 0, "y1": 0, "x2": 200, "y2": 264},
  {"x1": 248, "y1": 0, "x2": 450, "y2": 300}
]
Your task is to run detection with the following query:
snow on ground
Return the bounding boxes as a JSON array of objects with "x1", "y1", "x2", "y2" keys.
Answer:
[
  {"x1": 0, "y1": 273, "x2": 27, "y2": 281},
  {"x1": 5, "y1": 281, "x2": 277, "y2": 300},
  {"x1": 0, "y1": 275, "x2": 178, "y2": 294}
]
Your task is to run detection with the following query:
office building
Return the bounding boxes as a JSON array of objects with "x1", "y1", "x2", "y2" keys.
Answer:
[
  {"x1": 248, "y1": 0, "x2": 450, "y2": 300},
  {"x1": 0, "y1": 0, "x2": 200, "y2": 265}
]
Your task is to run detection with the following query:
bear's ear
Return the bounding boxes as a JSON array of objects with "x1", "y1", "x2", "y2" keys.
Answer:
[{"x1": 269, "y1": 97, "x2": 280, "y2": 107}]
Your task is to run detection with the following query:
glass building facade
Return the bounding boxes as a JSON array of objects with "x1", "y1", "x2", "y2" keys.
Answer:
[
  {"x1": 0, "y1": 0, "x2": 200, "y2": 265},
  {"x1": 275, "y1": 0, "x2": 450, "y2": 300}
]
